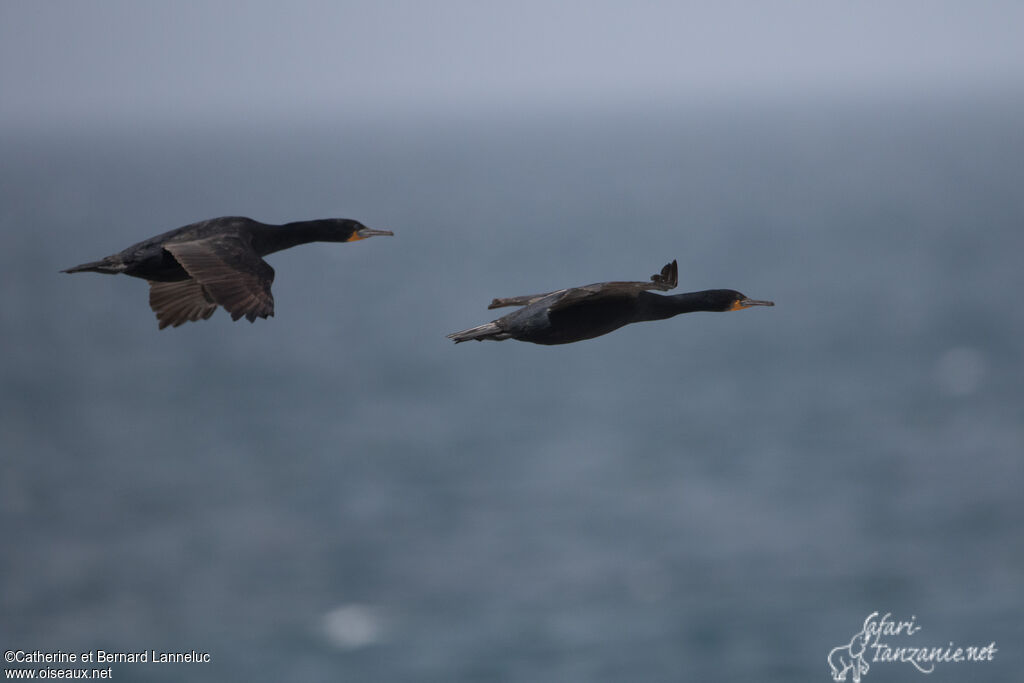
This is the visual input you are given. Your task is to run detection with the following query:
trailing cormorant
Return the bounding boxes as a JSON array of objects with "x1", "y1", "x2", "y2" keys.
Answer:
[{"x1": 447, "y1": 260, "x2": 773, "y2": 345}]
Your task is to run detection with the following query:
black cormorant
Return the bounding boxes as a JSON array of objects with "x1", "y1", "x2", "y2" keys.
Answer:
[
  {"x1": 63, "y1": 216, "x2": 393, "y2": 329},
  {"x1": 447, "y1": 260, "x2": 773, "y2": 345}
]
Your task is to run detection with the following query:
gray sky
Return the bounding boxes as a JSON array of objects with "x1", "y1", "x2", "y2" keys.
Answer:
[{"x1": 3, "y1": 1, "x2": 1024, "y2": 127}]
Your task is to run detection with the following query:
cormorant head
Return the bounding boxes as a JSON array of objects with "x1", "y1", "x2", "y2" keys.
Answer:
[
  {"x1": 706, "y1": 289, "x2": 775, "y2": 312},
  {"x1": 324, "y1": 219, "x2": 394, "y2": 242}
]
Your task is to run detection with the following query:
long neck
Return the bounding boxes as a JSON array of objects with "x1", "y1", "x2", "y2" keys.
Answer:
[
  {"x1": 636, "y1": 291, "x2": 719, "y2": 321},
  {"x1": 250, "y1": 220, "x2": 339, "y2": 256}
]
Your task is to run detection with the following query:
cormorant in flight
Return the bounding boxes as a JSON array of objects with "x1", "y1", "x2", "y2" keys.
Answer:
[
  {"x1": 63, "y1": 216, "x2": 392, "y2": 328},
  {"x1": 447, "y1": 260, "x2": 773, "y2": 345}
]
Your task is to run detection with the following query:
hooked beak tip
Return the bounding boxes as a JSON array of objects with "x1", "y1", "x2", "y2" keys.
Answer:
[{"x1": 355, "y1": 227, "x2": 394, "y2": 240}]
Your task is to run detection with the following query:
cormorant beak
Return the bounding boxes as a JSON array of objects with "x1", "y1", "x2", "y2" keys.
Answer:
[
  {"x1": 349, "y1": 227, "x2": 395, "y2": 241},
  {"x1": 732, "y1": 298, "x2": 775, "y2": 310}
]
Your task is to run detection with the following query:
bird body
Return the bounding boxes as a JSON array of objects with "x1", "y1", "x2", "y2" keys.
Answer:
[
  {"x1": 447, "y1": 260, "x2": 773, "y2": 345},
  {"x1": 63, "y1": 216, "x2": 392, "y2": 328}
]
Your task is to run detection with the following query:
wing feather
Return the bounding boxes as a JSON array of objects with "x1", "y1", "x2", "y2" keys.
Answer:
[
  {"x1": 164, "y1": 237, "x2": 275, "y2": 323},
  {"x1": 488, "y1": 289, "x2": 566, "y2": 310},
  {"x1": 148, "y1": 279, "x2": 218, "y2": 329}
]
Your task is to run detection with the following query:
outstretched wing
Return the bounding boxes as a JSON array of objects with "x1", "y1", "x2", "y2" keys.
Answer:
[
  {"x1": 148, "y1": 279, "x2": 218, "y2": 329},
  {"x1": 164, "y1": 236, "x2": 275, "y2": 322},
  {"x1": 547, "y1": 260, "x2": 678, "y2": 312},
  {"x1": 489, "y1": 261, "x2": 678, "y2": 310}
]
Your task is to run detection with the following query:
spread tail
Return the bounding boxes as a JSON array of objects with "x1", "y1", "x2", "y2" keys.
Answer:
[
  {"x1": 61, "y1": 258, "x2": 124, "y2": 275},
  {"x1": 446, "y1": 321, "x2": 507, "y2": 343}
]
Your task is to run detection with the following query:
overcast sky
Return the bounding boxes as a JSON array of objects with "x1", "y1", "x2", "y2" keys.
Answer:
[{"x1": 3, "y1": 1, "x2": 1023, "y2": 127}]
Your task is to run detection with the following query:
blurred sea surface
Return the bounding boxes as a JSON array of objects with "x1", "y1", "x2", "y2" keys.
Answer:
[{"x1": 2, "y1": 92, "x2": 1022, "y2": 681}]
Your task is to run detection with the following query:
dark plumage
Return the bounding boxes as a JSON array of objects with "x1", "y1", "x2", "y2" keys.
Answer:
[
  {"x1": 447, "y1": 260, "x2": 773, "y2": 345},
  {"x1": 62, "y1": 216, "x2": 392, "y2": 329}
]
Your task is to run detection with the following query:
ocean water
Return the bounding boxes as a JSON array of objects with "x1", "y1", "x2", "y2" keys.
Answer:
[{"x1": 2, "y1": 93, "x2": 1023, "y2": 682}]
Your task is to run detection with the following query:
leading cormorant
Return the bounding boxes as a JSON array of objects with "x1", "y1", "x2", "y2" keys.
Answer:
[
  {"x1": 63, "y1": 216, "x2": 392, "y2": 329},
  {"x1": 447, "y1": 260, "x2": 773, "y2": 345}
]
